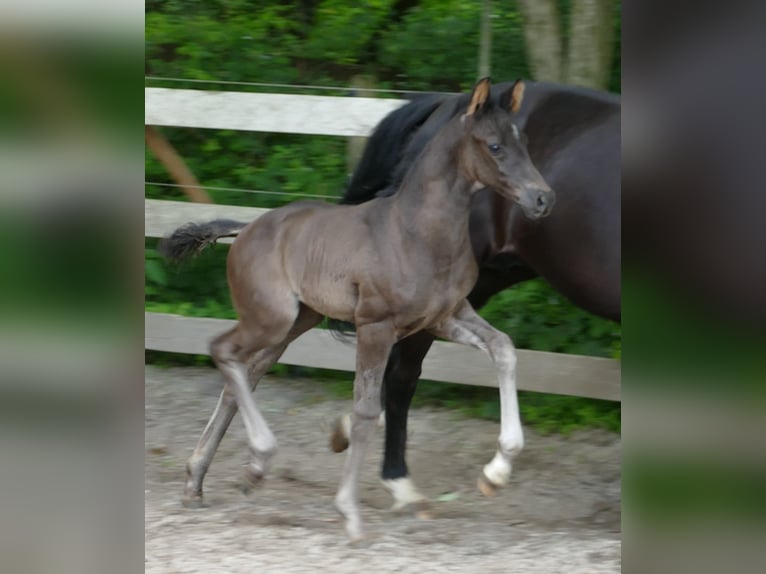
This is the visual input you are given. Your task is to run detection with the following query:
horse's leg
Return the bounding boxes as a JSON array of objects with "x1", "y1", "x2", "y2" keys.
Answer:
[
  {"x1": 330, "y1": 268, "x2": 529, "y2": 510},
  {"x1": 428, "y1": 299, "x2": 524, "y2": 496},
  {"x1": 335, "y1": 321, "x2": 396, "y2": 542},
  {"x1": 379, "y1": 332, "x2": 435, "y2": 509},
  {"x1": 379, "y1": 268, "x2": 532, "y2": 508},
  {"x1": 183, "y1": 307, "x2": 322, "y2": 505},
  {"x1": 238, "y1": 307, "x2": 323, "y2": 487},
  {"x1": 182, "y1": 380, "x2": 238, "y2": 506},
  {"x1": 183, "y1": 347, "x2": 279, "y2": 506},
  {"x1": 329, "y1": 333, "x2": 434, "y2": 511}
]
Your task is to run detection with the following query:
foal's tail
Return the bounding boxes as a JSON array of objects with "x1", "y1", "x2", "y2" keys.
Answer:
[{"x1": 158, "y1": 219, "x2": 248, "y2": 263}]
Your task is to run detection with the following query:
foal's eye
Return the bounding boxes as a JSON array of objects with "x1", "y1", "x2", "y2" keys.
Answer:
[{"x1": 488, "y1": 143, "x2": 501, "y2": 154}]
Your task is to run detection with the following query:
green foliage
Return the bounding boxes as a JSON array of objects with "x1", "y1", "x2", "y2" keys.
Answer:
[
  {"x1": 145, "y1": 239, "x2": 236, "y2": 316},
  {"x1": 478, "y1": 279, "x2": 621, "y2": 359}
]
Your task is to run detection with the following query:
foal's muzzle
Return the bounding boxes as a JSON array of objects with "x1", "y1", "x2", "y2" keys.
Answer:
[{"x1": 519, "y1": 186, "x2": 556, "y2": 219}]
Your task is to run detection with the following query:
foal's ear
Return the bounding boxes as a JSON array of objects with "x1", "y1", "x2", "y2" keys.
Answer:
[
  {"x1": 466, "y1": 77, "x2": 491, "y2": 117},
  {"x1": 500, "y1": 79, "x2": 525, "y2": 114}
]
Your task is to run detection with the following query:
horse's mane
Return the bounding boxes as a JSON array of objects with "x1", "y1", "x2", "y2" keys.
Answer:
[
  {"x1": 343, "y1": 81, "x2": 620, "y2": 207},
  {"x1": 340, "y1": 93, "x2": 447, "y2": 205}
]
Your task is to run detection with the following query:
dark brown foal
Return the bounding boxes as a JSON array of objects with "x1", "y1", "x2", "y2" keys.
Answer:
[{"x1": 160, "y1": 77, "x2": 554, "y2": 542}]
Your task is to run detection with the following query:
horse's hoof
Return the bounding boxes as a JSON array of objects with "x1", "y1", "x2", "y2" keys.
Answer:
[
  {"x1": 391, "y1": 498, "x2": 431, "y2": 516},
  {"x1": 182, "y1": 495, "x2": 207, "y2": 509},
  {"x1": 477, "y1": 473, "x2": 498, "y2": 497},
  {"x1": 348, "y1": 537, "x2": 372, "y2": 549},
  {"x1": 346, "y1": 530, "x2": 372, "y2": 548},
  {"x1": 416, "y1": 507, "x2": 434, "y2": 521},
  {"x1": 239, "y1": 466, "x2": 265, "y2": 493},
  {"x1": 330, "y1": 418, "x2": 350, "y2": 453}
]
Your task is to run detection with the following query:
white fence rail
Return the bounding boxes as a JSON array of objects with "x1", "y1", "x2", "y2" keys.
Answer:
[
  {"x1": 145, "y1": 87, "x2": 621, "y2": 402},
  {"x1": 145, "y1": 312, "x2": 621, "y2": 401},
  {"x1": 145, "y1": 87, "x2": 407, "y2": 136}
]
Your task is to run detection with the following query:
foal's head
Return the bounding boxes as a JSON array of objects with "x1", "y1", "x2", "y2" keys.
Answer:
[{"x1": 459, "y1": 77, "x2": 555, "y2": 219}]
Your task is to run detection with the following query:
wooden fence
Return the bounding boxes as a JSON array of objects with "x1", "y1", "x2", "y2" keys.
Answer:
[{"x1": 144, "y1": 87, "x2": 621, "y2": 402}]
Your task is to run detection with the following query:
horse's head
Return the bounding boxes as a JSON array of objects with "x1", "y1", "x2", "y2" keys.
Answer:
[{"x1": 459, "y1": 77, "x2": 555, "y2": 219}]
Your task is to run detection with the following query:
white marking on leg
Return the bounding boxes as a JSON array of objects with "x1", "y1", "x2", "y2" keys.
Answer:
[
  {"x1": 431, "y1": 304, "x2": 525, "y2": 490},
  {"x1": 341, "y1": 413, "x2": 352, "y2": 441},
  {"x1": 335, "y1": 412, "x2": 378, "y2": 541},
  {"x1": 483, "y1": 450, "x2": 512, "y2": 486},
  {"x1": 218, "y1": 361, "x2": 277, "y2": 475},
  {"x1": 496, "y1": 341, "x2": 524, "y2": 452},
  {"x1": 483, "y1": 335, "x2": 524, "y2": 486},
  {"x1": 382, "y1": 477, "x2": 428, "y2": 510}
]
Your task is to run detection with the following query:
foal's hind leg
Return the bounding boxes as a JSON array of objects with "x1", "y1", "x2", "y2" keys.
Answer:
[
  {"x1": 428, "y1": 300, "x2": 524, "y2": 495},
  {"x1": 184, "y1": 307, "x2": 322, "y2": 505},
  {"x1": 183, "y1": 379, "x2": 238, "y2": 507}
]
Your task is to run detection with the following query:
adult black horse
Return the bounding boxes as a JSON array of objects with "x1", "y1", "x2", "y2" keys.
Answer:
[{"x1": 330, "y1": 79, "x2": 620, "y2": 509}]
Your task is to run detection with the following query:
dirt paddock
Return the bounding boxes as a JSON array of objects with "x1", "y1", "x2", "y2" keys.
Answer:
[{"x1": 145, "y1": 365, "x2": 621, "y2": 573}]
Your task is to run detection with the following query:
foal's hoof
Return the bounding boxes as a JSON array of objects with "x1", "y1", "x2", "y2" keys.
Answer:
[
  {"x1": 343, "y1": 521, "x2": 370, "y2": 547},
  {"x1": 330, "y1": 417, "x2": 350, "y2": 453},
  {"x1": 391, "y1": 498, "x2": 431, "y2": 517},
  {"x1": 182, "y1": 494, "x2": 207, "y2": 509},
  {"x1": 239, "y1": 466, "x2": 265, "y2": 494},
  {"x1": 347, "y1": 535, "x2": 373, "y2": 549},
  {"x1": 477, "y1": 473, "x2": 499, "y2": 497}
]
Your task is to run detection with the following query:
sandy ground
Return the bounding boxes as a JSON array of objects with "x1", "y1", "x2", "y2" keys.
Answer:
[{"x1": 145, "y1": 365, "x2": 621, "y2": 573}]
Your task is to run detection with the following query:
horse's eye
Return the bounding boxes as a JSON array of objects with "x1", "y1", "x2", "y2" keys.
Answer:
[{"x1": 488, "y1": 143, "x2": 501, "y2": 154}]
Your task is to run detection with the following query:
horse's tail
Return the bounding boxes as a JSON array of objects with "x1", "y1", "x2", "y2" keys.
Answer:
[
  {"x1": 158, "y1": 219, "x2": 248, "y2": 263},
  {"x1": 326, "y1": 318, "x2": 357, "y2": 344},
  {"x1": 341, "y1": 93, "x2": 447, "y2": 205}
]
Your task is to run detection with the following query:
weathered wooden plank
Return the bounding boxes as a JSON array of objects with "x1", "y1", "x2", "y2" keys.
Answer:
[
  {"x1": 145, "y1": 88, "x2": 408, "y2": 136},
  {"x1": 145, "y1": 312, "x2": 621, "y2": 401},
  {"x1": 145, "y1": 199, "x2": 270, "y2": 240}
]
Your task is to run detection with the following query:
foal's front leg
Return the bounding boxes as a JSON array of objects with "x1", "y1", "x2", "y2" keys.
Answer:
[
  {"x1": 428, "y1": 300, "x2": 524, "y2": 494},
  {"x1": 329, "y1": 333, "x2": 434, "y2": 511},
  {"x1": 335, "y1": 321, "x2": 396, "y2": 542}
]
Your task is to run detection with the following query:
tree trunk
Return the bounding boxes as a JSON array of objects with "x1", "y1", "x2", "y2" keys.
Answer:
[
  {"x1": 478, "y1": 0, "x2": 492, "y2": 78},
  {"x1": 565, "y1": 0, "x2": 617, "y2": 88},
  {"x1": 517, "y1": 0, "x2": 563, "y2": 82}
]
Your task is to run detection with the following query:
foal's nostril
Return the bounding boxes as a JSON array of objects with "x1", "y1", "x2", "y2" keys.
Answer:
[{"x1": 535, "y1": 190, "x2": 555, "y2": 216}]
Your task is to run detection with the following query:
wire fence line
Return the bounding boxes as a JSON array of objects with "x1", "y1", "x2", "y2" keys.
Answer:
[
  {"x1": 145, "y1": 75, "x2": 458, "y2": 97},
  {"x1": 145, "y1": 181, "x2": 341, "y2": 201}
]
